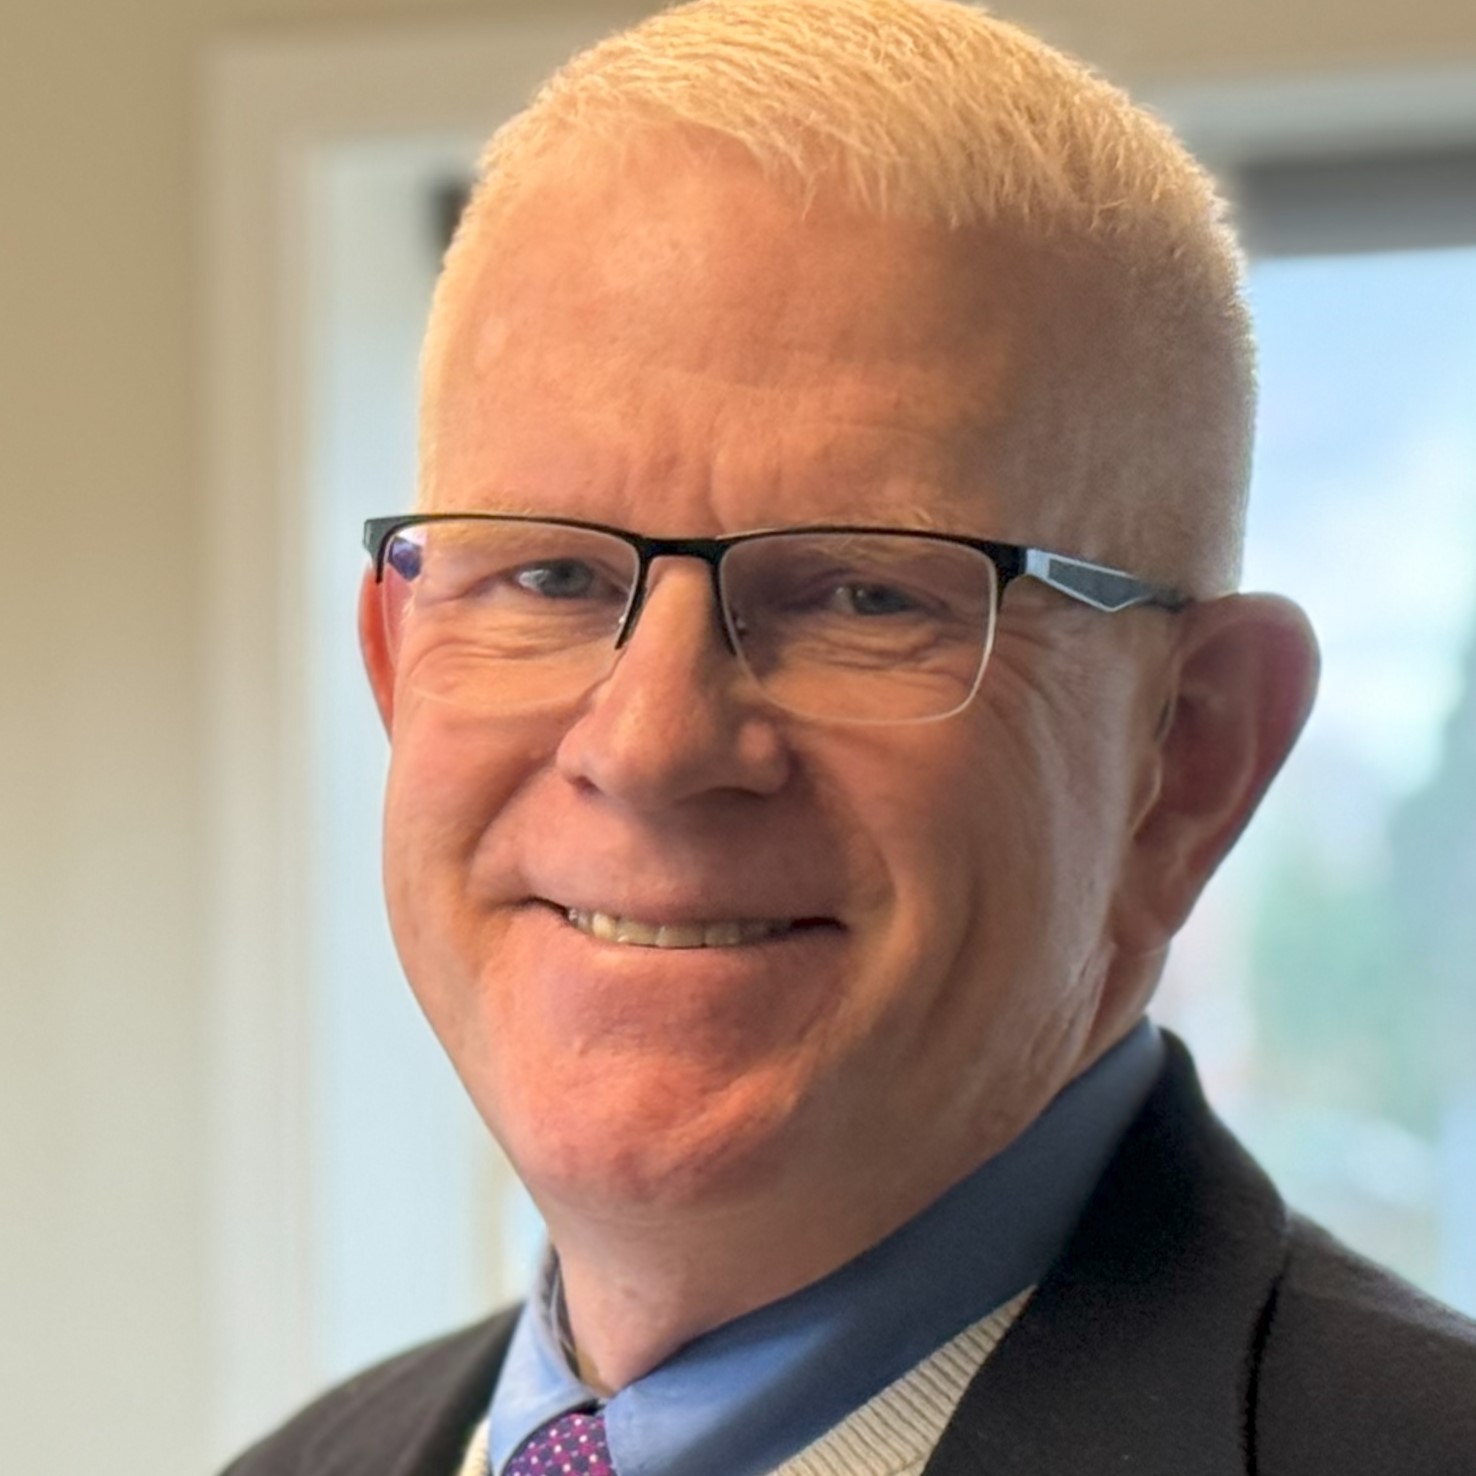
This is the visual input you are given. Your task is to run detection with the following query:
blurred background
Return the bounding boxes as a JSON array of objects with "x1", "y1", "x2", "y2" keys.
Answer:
[{"x1": 4, "y1": 1, "x2": 1476, "y2": 1472}]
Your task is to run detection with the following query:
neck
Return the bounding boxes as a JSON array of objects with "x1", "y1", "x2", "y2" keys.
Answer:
[
  {"x1": 536, "y1": 1088, "x2": 1053, "y2": 1391},
  {"x1": 545, "y1": 1185, "x2": 904, "y2": 1391}
]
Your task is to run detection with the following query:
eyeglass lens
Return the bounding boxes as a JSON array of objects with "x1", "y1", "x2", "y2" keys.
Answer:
[{"x1": 378, "y1": 520, "x2": 998, "y2": 723}]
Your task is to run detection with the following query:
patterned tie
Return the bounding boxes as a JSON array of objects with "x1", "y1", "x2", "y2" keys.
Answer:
[{"x1": 504, "y1": 1408, "x2": 616, "y2": 1476}]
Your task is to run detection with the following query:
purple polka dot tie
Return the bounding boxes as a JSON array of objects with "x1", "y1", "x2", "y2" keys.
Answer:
[{"x1": 505, "y1": 1408, "x2": 616, "y2": 1476}]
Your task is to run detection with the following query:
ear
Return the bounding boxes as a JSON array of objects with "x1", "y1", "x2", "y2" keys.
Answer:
[
  {"x1": 1113, "y1": 593, "x2": 1320, "y2": 956},
  {"x1": 358, "y1": 568, "x2": 396, "y2": 732}
]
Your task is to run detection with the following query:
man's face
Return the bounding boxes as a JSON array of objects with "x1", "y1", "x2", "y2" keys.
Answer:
[{"x1": 367, "y1": 144, "x2": 1169, "y2": 1240}]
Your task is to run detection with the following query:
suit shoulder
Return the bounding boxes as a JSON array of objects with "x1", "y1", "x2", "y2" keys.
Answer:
[
  {"x1": 219, "y1": 1309, "x2": 518, "y2": 1476},
  {"x1": 1257, "y1": 1215, "x2": 1476, "y2": 1475}
]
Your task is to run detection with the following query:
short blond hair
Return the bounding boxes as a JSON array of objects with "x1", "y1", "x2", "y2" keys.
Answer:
[{"x1": 428, "y1": 0, "x2": 1254, "y2": 591}]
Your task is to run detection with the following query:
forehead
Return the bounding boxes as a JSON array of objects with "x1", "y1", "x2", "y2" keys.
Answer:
[{"x1": 424, "y1": 141, "x2": 1075, "y2": 536}]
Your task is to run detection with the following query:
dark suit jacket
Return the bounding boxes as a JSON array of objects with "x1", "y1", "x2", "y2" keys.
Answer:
[{"x1": 222, "y1": 1037, "x2": 1476, "y2": 1475}]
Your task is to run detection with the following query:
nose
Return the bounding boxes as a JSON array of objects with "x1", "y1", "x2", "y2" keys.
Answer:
[{"x1": 554, "y1": 563, "x2": 792, "y2": 810}]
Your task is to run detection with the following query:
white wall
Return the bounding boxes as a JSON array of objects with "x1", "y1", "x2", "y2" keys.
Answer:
[{"x1": 6, "y1": 2, "x2": 1476, "y2": 1473}]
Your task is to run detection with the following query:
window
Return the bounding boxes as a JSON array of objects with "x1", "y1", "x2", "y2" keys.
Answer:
[
  {"x1": 304, "y1": 136, "x2": 539, "y2": 1385},
  {"x1": 301, "y1": 139, "x2": 1476, "y2": 1396},
  {"x1": 1160, "y1": 152, "x2": 1476, "y2": 1313}
]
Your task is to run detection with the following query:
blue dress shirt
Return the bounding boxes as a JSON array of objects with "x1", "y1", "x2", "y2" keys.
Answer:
[{"x1": 487, "y1": 1020, "x2": 1164, "y2": 1476}]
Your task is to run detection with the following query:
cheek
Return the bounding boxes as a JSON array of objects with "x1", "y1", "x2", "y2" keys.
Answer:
[
  {"x1": 804, "y1": 720, "x2": 1027, "y2": 1048},
  {"x1": 967, "y1": 644, "x2": 1148, "y2": 987},
  {"x1": 868, "y1": 666, "x2": 1127, "y2": 1002},
  {"x1": 385, "y1": 700, "x2": 554, "y2": 850},
  {"x1": 874, "y1": 701, "x2": 1054, "y2": 909},
  {"x1": 380, "y1": 704, "x2": 556, "y2": 978},
  {"x1": 859, "y1": 691, "x2": 1131, "y2": 1129}
]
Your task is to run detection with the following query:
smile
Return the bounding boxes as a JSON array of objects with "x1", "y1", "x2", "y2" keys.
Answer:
[{"x1": 564, "y1": 909, "x2": 801, "y2": 949}]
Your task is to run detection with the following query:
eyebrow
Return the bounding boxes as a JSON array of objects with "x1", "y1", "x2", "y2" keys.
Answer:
[{"x1": 421, "y1": 482, "x2": 996, "y2": 540}]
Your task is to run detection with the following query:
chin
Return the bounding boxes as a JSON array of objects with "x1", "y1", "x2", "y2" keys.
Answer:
[{"x1": 489, "y1": 1058, "x2": 814, "y2": 1218}]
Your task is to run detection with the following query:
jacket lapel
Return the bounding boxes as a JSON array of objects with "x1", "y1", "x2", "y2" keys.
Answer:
[
  {"x1": 923, "y1": 1037, "x2": 1288, "y2": 1476},
  {"x1": 304, "y1": 1309, "x2": 518, "y2": 1476}
]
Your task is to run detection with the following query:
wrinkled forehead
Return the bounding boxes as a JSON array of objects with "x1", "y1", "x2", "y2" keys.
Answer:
[
  {"x1": 421, "y1": 138, "x2": 1124, "y2": 544},
  {"x1": 454, "y1": 146, "x2": 1042, "y2": 382}
]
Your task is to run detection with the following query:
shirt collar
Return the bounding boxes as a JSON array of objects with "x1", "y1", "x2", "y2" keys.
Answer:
[{"x1": 488, "y1": 1019, "x2": 1164, "y2": 1476}]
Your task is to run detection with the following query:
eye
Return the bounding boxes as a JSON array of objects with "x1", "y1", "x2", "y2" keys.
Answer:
[
  {"x1": 831, "y1": 582, "x2": 921, "y2": 617},
  {"x1": 512, "y1": 559, "x2": 603, "y2": 599}
]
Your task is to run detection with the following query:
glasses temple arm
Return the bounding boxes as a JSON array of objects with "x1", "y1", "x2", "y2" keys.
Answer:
[{"x1": 1022, "y1": 548, "x2": 1189, "y2": 612}]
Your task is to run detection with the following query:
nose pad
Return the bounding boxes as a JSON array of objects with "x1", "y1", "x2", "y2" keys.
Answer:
[
  {"x1": 554, "y1": 565, "x2": 792, "y2": 805},
  {"x1": 613, "y1": 554, "x2": 739, "y2": 657}
]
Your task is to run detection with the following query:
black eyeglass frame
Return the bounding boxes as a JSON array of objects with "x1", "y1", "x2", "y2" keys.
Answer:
[{"x1": 363, "y1": 513, "x2": 1190, "y2": 655}]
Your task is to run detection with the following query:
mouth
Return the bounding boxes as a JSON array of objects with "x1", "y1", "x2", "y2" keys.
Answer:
[{"x1": 544, "y1": 903, "x2": 837, "y2": 951}]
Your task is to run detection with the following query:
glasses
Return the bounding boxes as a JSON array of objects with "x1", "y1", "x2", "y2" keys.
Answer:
[{"x1": 363, "y1": 514, "x2": 1189, "y2": 725}]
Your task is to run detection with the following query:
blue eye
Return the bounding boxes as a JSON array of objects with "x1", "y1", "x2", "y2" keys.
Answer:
[
  {"x1": 836, "y1": 583, "x2": 918, "y2": 617},
  {"x1": 513, "y1": 561, "x2": 600, "y2": 599}
]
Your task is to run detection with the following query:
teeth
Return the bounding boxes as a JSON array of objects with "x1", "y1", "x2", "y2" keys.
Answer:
[{"x1": 564, "y1": 909, "x2": 796, "y2": 949}]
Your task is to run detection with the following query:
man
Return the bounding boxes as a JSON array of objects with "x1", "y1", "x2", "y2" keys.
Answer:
[{"x1": 226, "y1": 1, "x2": 1476, "y2": 1472}]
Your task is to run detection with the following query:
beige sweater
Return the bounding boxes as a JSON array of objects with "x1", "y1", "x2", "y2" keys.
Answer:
[{"x1": 462, "y1": 1289, "x2": 1029, "y2": 1476}]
